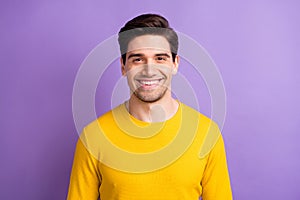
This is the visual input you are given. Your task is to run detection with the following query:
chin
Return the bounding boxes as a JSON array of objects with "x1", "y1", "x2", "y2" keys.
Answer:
[{"x1": 134, "y1": 91, "x2": 167, "y2": 103}]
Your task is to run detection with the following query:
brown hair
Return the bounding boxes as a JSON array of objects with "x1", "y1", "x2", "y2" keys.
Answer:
[{"x1": 118, "y1": 14, "x2": 178, "y2": 65}]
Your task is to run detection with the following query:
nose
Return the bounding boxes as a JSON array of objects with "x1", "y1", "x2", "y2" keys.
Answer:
[{"x1": 142, "y1": 61, "x2": 156, "y2": 76}]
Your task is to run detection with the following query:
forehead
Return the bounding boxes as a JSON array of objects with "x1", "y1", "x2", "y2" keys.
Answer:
[{"x1": 127, "y1": 35, "x2": 171, "y2": 53}]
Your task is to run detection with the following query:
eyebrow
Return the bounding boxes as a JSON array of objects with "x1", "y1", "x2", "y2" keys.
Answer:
[
  {"x1": 155, "y1": 53, "x2": 171, "y2": 58},
  {"x1": 127, "y1": 53, "x2": 144, "y2": 59},
  {"x1": 127, "y1": 53, "x2": 171, "y2": 59}
]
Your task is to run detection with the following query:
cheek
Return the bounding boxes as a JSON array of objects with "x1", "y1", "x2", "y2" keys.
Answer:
[
  {"x1": 126, "y1": 74, "x2": 134, "y2": 83},
  {"x1": 159, "y1": 68, "x2": 173, "y2": 78},
  {"x1": 125, "y1": 65, "x2": 142, "y2": 75},
  {"x1": 156, "y1": 64, "x2": 174, "y2": 73},
  {"x1": 126, "y1": 72, "x2": 137, "y2": 86}
]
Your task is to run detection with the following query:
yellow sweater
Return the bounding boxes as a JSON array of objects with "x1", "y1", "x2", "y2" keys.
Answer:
[{"x1": 67, "y1": 102, "x2": 232, "y2": 200}]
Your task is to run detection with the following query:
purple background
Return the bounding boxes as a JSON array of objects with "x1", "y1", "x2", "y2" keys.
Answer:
[{"x1": 1, "y1": 0, "x2": 300, "y2": 199}]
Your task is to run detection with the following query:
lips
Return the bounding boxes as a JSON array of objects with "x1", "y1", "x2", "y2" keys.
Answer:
[{"x1": 136, "y1": 78, "x2": 164, "y2": 90}]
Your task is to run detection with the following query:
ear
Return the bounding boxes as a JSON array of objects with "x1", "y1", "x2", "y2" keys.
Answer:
[
  {"x1": 120, "y1": 57, "x2": 126, "y2": 76},
  {"x1": 172, "y1": 55, "x2": 179, "y2": 75}
]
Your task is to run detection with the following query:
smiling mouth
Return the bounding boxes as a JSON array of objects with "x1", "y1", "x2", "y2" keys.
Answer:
[{"x1": 136, "y1": 78, "x2": 164, "y2": 89}]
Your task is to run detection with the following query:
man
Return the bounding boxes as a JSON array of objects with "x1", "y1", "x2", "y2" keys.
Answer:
[{"x1": 67, "y1": 14, "x2": 232, "y2": 199}]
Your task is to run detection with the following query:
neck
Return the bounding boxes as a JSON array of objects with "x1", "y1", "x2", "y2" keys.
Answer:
[{"x1": 126, "y1": 92, "x2": 179, "y2": 123}]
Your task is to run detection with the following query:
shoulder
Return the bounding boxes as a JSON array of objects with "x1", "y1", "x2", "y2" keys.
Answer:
[
  {"x1": 80, "y1": 104, "x2": 124, "y2": 142},
  {"x1": 180, "y1": 103, "x2": 222, "y2": 158},
  {"x1": 180, "y1": 102, "x2": 216, "y2": 127},
  {"x1": 84, "y1": 104, "x2": 124, "y2": 131},
  {"x1": 77, "y1": 104, "x2": 126, "y2": 158}
]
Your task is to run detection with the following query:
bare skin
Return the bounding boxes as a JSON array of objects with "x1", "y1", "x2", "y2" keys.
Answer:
[{"x1": 121, "y1": 35, "x2": 180, "y2": 123}]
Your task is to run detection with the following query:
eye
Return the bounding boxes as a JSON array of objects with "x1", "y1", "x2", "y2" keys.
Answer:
[
  {"x1": 156, "y1": 56, "x2": 167, "y2": 61},
  {"x1": 132, "y1": 58, "x2": 143, "y2": 63}
]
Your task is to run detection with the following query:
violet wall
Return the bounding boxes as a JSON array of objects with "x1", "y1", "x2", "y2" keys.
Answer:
[{"x1": 1, "y1": 0, "x2": 299, "y2": 199}]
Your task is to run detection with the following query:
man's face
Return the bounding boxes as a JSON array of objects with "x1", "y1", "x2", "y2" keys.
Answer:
[{"x1": 121, "y1": 35, "x2": 179, "y2": 103}]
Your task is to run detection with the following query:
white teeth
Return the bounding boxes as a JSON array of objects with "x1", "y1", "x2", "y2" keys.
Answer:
[{"x1": 139, "y1": 80, "x2": 159, "y2": 85}]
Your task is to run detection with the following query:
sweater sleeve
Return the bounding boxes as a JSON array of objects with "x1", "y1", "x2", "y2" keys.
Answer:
[
  {"x1": 201, "y1": 134, "x2": 232, "y2": 200},
  {"x1": 67, "y1": 137, "x2": 101, "y2": 200}
]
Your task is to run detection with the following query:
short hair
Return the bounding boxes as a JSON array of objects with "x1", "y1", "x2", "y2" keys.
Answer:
[{"x1": 118, "y1": 14, "x2": 178, "y2": 65}]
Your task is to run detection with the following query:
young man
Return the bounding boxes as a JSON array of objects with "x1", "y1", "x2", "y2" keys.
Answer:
[{"x1": 67, "y1": 14, "x2": 232, "y2": 199}]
